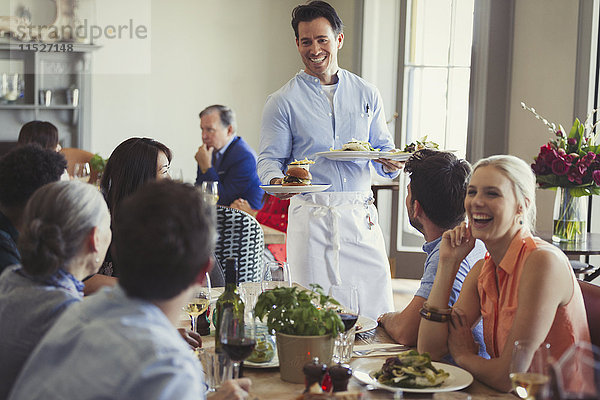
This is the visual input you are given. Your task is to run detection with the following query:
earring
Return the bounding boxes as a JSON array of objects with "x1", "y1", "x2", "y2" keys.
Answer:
[
  {"x1": 95, "y1": 257, "x2": 100, "y2": 263},
  {"x1": 519, "y1": 219, "x2": 523, "y2": 225}
]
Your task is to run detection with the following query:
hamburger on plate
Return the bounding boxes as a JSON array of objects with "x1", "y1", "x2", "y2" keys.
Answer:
[{"x1": 282, "y1": 158, "x2": 314, "y2": 186}]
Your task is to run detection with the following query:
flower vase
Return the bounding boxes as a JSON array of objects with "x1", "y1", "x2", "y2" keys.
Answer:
[{"x1": 552, "y1": 187, "x2": 588, "y2": 242}]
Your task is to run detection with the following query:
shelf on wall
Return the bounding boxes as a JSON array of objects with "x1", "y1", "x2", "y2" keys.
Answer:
[{"x1": 0, "y1": 105, "x2": 79, "y2": 110}]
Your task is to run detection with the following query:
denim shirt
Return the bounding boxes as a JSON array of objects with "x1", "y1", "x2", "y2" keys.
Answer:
[
  {"x1": 0, "y1": 266, "x2": 84, "y2": 399},
  {"x1": 258, "y1": 69, "x2": 400, "y2": 191},
  {"x1": 9, "y1": 285, "x2": 205, "y2": 400},
  {"x1": 416, "y1": 238, "x2": 490, "y2": 359}
]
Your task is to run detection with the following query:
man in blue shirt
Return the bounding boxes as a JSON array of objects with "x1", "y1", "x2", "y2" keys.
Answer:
[
  {"x1": 9, "y1": 181, "x2": 251, "y2": 400},
  {"x1": 195, "y1": 105, "x2": 264, "y2": 209},
  {"x1": 378, "y1": 150, "x2": 488, "y2": 358},
  {"x1": 257, "y1": 1, "x2": 402, "y2": 319}
]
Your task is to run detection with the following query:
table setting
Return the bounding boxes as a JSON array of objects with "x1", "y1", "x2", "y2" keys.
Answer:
[{"x1": 180, "y1": 276, "x2": 516, "y2": 399}]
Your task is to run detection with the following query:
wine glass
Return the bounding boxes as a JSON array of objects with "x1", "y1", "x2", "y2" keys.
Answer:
[
  {"x1": 261, "y1": 261, "x2": 291, "y2": 292},
  {"x1": 550, "y1": 342, "x2": 600, "y2": 400},
  {"x1": 183, "y1": 273, "x2": 211, "y2": 333},
  {"x1": 73, "y1": 162, "x2": 91, "y2": 183},
  {"x1": 329, "y1": 285, "x2": 360, "y2": 363},
  {"x1": 219, "y1": 307, "x2": 256, "y2": 378},
  {"x1": 201, "y1": 181, "x2": 219, "y2": 205},
  {"x1": 509, "y1": 340, "x2": 551, "y2": 400}
]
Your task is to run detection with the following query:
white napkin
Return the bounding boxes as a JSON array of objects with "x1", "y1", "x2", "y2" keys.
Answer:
[{"x1": 352, "y1": 343, "x2": 411, "y2": 358}]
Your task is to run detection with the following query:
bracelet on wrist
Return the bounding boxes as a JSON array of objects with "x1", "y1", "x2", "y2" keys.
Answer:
[
  {"x1": 422, "y1": 302, "x2": 452, "y2": 315},
  {"x1": 419, "y1": 307, "x2": 451, "y2": 323}
]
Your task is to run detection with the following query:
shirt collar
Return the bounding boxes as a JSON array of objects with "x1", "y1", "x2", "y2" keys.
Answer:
[
  {"x1": 497, "y1": 228, "x2": 529, "y2": 274},
  {"x1": 216, "y1": 135, "x2": 236, "y2": 156},
  {"x1": 20, "y1": 267, "x2": 84, "y2": 296},
  {"x1": 423, "y1": 236, "x2": 442, "y2": 255},
  {"x1": 298, "y1": 69, "x2": 343, "y2": 86}
]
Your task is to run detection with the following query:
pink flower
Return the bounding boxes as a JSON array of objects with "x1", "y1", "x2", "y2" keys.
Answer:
[
  {"x1": 581, "y1": 152, "x2": 596, "y2": 167},
  {"x1": 564, "y1": 153, "x2": 578, "y2": 164},
  {"x1": 568, "y1": 138, "x2": 577, "y2": 146},
  {"x1": 567, "y1": 165, "x2": 584, "y2": 184},
  {"x1": 539, "y1": 144, "x2": 558, "y2": 165},
  {"x1": 593, "y1": 169, "x2": 600, "y2": 186},
  {"x1": 552, "y1": 159, "x2": 569, "y2": 176}
]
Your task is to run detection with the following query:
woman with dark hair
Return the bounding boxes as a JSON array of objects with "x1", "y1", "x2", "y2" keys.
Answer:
[
  {"x1": 0, "y1": 181, "x2": 111, "y2": 398},
  {"x1": 86, "y1": 138, "x2": 171, "y2": 288},
  {"x1": 86, "y1": 138, "x2": 203, "y2": 348},
  {"x1": 17, "y1": 121, "x2": 61, "y2": 152},
  {"x1": 100, "y1": 137, "x2": 172, "y2": 213}
]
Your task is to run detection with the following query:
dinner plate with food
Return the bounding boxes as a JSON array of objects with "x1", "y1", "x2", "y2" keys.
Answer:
[
  {"x1": 315, "y1": 139, "x2": 387, "y2": 161},
  {"x1": 261, "y1": 158, "x2": 331, "y2": 194},
  {"x1": 352, "y1": 351, "x2": 473, "y2": 393}
]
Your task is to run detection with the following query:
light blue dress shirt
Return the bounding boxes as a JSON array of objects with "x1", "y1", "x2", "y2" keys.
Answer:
[
  {"x1": 258, "y1": 69, "x2": 400, "y2": 191},
  {"x1": 8, "y1": 286, "x2": 205, "y2": 400},
  {"x1": 0, "y1": 266, "x2": 83, "y2": 399},
  {"x1": 416, "y1": 238, "x2": 489, "y2": 359}
]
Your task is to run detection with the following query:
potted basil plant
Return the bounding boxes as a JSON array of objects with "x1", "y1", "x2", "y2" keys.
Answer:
[{"x1": 254, "y1": 284, "x2": 344, "y2": 383}]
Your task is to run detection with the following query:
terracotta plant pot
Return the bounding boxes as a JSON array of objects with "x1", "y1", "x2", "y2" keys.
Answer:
[{"x1": 276, "y1": 332, "x2": 333, "y2": 383}]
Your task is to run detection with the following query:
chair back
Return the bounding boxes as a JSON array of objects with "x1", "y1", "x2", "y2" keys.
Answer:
[
  {"x1": 215, "y1": 206, "x2": 264, "y2": 283},
  {"x1": 578, "y1": 280, "x2": 600, "y2": 348}
]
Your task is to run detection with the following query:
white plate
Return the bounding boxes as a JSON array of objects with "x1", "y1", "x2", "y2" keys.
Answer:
[
  {"x1": 356, "y1": 315, "x2": 377, "y2": 334},
  {"x1": 244, "y1": 352, "x2": 279, "y2": 369},
  {"x1": 352, "y1": 358, "x2": 473, "y2": 393},
  {"x1": 260, "y1": 184, "x2": 331, "y2": 194},
  {"x1": 315, "y1": 150, "x2": 386, "y2": 161}
]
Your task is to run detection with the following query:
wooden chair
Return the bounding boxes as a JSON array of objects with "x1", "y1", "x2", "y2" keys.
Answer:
[
  {"x1": 60, "y1": 147, "x2": 99, "y2": 183},
  {"x1": 578, "y1": 280, "x2": 600, "y2": 348}
]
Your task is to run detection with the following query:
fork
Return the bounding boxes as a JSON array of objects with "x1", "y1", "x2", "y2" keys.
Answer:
[{"x1": 353, "y1": 345, "x2": 410, "y2": 356}]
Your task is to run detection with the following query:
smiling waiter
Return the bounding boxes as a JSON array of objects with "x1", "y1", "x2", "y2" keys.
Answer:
[{"x1": 257, "y1": 1, "x2": 402, "y2": 320}]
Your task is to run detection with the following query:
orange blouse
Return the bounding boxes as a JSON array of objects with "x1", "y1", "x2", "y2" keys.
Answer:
[{"x1": 477, "y1": 229, "x2": 590, "y2": 362}]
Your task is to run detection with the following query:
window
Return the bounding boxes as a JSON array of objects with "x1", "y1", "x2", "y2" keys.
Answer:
[{"x1": 399, "y1": 0, "x2": 475, "y2": 250}]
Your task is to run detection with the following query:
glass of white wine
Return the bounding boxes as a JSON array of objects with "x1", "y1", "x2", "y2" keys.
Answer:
[
  {"x1": 201, "y1": 181, "x2": 219, "y2": 205},
  {"x1": 183, "y1": 272, "x2": 211, "y2": 333},
  {"x1": 73, "y1": 162, "x2": 91, "y2": 183},
  {"x1": 509, "y1": 340, "x2": 551, "y2": 400}
]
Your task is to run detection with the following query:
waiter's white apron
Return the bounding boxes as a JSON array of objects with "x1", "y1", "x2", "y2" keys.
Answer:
[{"x1": 287, "y1": 192, "x2": 394, "y2": 320}]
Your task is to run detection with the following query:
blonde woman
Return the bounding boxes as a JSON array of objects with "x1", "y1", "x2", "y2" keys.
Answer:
[{"x1": 417, "y1": 155, "x2": 590, "y2": 391}]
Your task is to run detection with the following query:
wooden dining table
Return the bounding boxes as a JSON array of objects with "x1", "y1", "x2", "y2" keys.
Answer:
[{"x1": 196, "y1": 326, "x2": 513, "y2": 399}]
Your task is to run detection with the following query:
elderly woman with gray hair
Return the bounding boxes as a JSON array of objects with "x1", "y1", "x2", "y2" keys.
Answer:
[{"x1": 0, "y1": 181, "x2": 111, "y2": 399}]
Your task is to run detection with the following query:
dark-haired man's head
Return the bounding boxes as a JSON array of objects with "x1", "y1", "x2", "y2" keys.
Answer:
[
  {"x1": 292, "y1": 1, "x2": 344, "y2": 85},
  {"x1": 18, "y1": 121, "x2": 60, "y2": 152},
  {"x1": 291, "y1": 1, "x2": 343, "y2": 39},
  {"x1": 404, "y1": 149, "x2": 471, "y2": 233},
  {"x1": 114, "y1": 181, "x2": 215, "y2": 301},
  {"x1": 0, "y1": 145, "x2": 67, "y2": 221}
]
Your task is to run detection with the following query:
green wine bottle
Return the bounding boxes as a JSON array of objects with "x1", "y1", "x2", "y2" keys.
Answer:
[{"x1": 214, "y1": 257, "x2": 245, "y2": 352}]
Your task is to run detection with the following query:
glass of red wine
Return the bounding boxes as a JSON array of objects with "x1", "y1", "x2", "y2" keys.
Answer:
[
  {"x1": 329, "y1": 285, "x2": 359, "y2": 363},
  {"x1": 219, "y1": 307, "x2": 256, "y2": 378}
]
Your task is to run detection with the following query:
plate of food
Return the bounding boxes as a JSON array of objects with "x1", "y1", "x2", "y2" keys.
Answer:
[
  {"x1": 352, "y1": 351, "x2": 473, "y2": 393},
  {"x1": 260, "y1": 184, "x2": 331, "y2": 194},
  {"x1": 244, "y1": 351, "x2": 279, "y2": 369},
  {"x1": 315, "y1": 139, "x2": 387, "y2": 161}
]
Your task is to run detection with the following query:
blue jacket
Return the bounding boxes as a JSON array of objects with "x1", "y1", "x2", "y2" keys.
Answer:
[{"x1": 196, "y1": 136, "x2": 264, "y2": 209}]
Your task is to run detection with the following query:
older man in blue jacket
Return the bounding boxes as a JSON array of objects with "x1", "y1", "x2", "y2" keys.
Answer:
[{"x1": 195, "y1": 105, "x2": 264, "y2": 209}]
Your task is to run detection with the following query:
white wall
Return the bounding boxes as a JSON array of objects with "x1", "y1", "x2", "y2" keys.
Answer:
[
  {"x1": 88, "y1": 0, "x2": 360, "y2": 182},
  {"x1": 507, "y1": 0, "x2": 580, "y2": 234}
]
